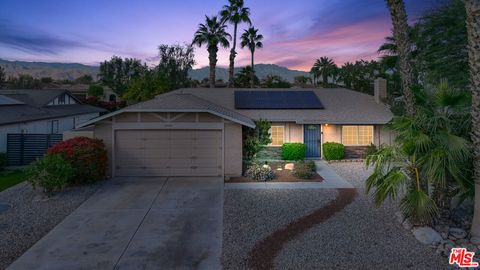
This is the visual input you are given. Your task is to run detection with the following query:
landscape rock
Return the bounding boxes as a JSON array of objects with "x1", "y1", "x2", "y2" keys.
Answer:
[
  {"x1": 395, "y1": 211, "x2": 405, "y2": 224},
  {"x1": 434, "y1": 224, "x2": 449, "y2": 234},
  {"x1": 449, "y1": 228, "x2": 467, "y2": 239},
  {"x1": 402, "y1": 219, "x2": 413, "y2": 230},
  {"x1": 413, "y1": 227, "x2": 443, "y2": 245},
  {"x1": 284, "y1": 163, "x2": 295, "y2": 171},
  {"x1": 441, "y1": 232, "x2": 448, "y2": 240},
  {"x1": 456, "y1": 238, "x2": 469, "y2": 246}
]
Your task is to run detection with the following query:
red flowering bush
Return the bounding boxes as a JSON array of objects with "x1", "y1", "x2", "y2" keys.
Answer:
[{"x1": 48, "y1": 137, "x2": 108, "y2": 184}]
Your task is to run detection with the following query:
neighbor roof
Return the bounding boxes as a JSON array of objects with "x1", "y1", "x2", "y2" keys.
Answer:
[
  {"x1": 77, "y1": 93, "x2": 255, "y2": 128},
  {"x1": 171, "y1": 88, "x2": 393, "y2": 124},
  {"x1": 0, "y1": 89, "x2": 106, "y2": 125}
]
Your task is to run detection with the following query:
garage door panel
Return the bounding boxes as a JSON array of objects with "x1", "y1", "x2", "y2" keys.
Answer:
[{"x1": 115, "y1": 129, "x2": 222, "y2": 177}]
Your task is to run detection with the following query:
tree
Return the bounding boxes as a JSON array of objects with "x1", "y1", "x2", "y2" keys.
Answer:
[
  {"x1": 0, "y1": 66, "x2": 6, "y2": 88},
  {"x1": 385, "y1": 0, "x2": 416, "y2": 116},
  {"x1": 294, "y1": 76, "x2": 311, "y2": 86},
  {"x1": 220, "y1": 0, "x2": 251, "y2": 88},
  {"x1": 234, "y1": 66, "x2": 259, "y2": 87},
  {"x1": 88, "y1": 85, "x2": 104, "y2": 97},
  {"x1": 98, "y1": 56, "x2": 146, "y2": 95},
  {"x1": 312, "y1": 57, "x2": 337, "y2": 85},
  {"x1": 339, "y1": 62, "x2": 355, "y2": 89},
  {"x1": 8, "y1": 74, "x2": 42, "y2": 89},
  {"x1": 156, "y1": 44, "x2": 195, "y2": 90},
  {"x1": 262, "y1": 75, "x2": 291, "y2": 88},
  {"x1": 123, "y1": 69, "x2": 169, "y2": 102},
  {"x1": 366, "y1": 82, "x2": 472, "y2": 224},
  {"x1": 465, "y1": 0, "x2": 480, "y2": 244},
  {"x1": 192, "y1": 16, "x2": 231, "y2": 88},
  {"x1": 240, "y1": 27, "x2": 263, "y2": 88},
  {"x1": 75, "y1": 74, "x2": 94, "y2": 84}
]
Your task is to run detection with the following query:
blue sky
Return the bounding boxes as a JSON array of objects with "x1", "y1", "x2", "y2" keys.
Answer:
[{"x1": 0, "y1": 0, "x2": 441, "y2": 70}]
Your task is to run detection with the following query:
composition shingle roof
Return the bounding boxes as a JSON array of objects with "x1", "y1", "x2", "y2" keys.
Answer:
[
  {"x1": 0, "y1": 89, "x2": 106, "y2": 125},
  {"x1": 170, "y1": 88, "x2": 393, "y2": 124}
]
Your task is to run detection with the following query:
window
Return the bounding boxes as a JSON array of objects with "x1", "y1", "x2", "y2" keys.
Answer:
[
  {"x1": 49, "y1": 120, "x2": 59, "y2": 134},
  {"x1": 342, "y1": 125, "x2": 373, "y2": 145},
  {"x1": 269, "y1": 126, "x2": 284, "y2": 146}
]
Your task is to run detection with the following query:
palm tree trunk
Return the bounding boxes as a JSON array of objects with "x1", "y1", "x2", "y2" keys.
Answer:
[
  {"x1": 228, "y1": 23, "x2": 238, "y2": 88},
  {"x1": 385, "y1": 0, "x2": 416, "y2": 116},
  {"x1": 208, "y1": 45, "x2": 218, "y2": 88},
  {"x1": 465, "y1": 0, "x2": 480, "y2": 244},
  {"x1": 250, "y1": 50, "x2": 255, "y2": 88}
]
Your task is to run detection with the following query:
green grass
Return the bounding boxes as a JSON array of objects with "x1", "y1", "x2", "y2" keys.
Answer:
[{"x1": 0, "y1": 170, "x2": 26, "y2": 192}]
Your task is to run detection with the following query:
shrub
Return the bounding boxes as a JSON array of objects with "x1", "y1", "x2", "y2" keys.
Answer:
[
  {"x1": 304, "y1": 160, "x2": 317, "y2": 172},
  {"x1": 281, "y1": 143, "x2": 307, "y2": 160},
  {"x1": 293, "y1": 162, "x2": 314, "y2": 179},
  {"x1": 245, "y1": 163, "x2": 275, "y2": 181},
  {"x1": 323, "y1": 142, "x2": 345, "y2": 160},
  {"x1": 25, "y1": 153, "x2": 74, "y2": 194},
  {"x1": 0, "y1": 153, "x2": 6, "y2": 172},
  {"x1": 88, "y1": 84, "x2": 104, "y2": 97},
  {"x1": 48, "y1": 137, "x2": 108, "y2": 184}
]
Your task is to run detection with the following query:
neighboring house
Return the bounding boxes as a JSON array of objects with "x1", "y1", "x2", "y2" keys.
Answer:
[
  {"x1": 62, "y1": 84, "x2": 119, "y2": 102},
  {"x1": 76, "y1": 79, "x2": 393, "y2": 178},
  {"x1": 0, "y1": 89, "x2": 106, "y2": 153}
]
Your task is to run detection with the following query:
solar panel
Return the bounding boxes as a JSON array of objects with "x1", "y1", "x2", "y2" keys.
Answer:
[{"x1": 234, "y1": 91, "x2": 324, "y2": 109}]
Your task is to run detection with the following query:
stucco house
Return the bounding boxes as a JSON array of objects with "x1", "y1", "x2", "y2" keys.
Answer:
[
  {"x1": 76, "y1": 79, "x2": 393, "y2": 178},
  {"x1": 0, "y1": 89, "x2": 106, "y2": 153}
]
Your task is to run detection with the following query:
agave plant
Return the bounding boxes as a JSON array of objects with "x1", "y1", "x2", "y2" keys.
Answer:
[{"x1": 366, "y1": 81, "x2": 472, "y2": 225}]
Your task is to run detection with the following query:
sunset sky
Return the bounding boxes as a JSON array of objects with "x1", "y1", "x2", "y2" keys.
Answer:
[{"x1": 0, "y1": 0, "x2": 441, "y2": 71}]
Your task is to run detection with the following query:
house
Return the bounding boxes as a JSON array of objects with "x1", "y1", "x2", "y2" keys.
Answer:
[
  {"x1": 0, "y1": 89, "x2": 106, "y2": 154},
  {"x1": 61, "y1": 84, "x2": 120, "y2": 102},
  {"x1": 75, "y1": 79, "x2": 393, "y2": 178}
]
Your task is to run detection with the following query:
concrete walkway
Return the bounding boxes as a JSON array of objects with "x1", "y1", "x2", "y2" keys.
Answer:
[
  {"x1": 9, "y1": 177, "x2": 224, "y2": 270},
  {"x1": 224, "y1": 161, "x2": 353, "y2": 189}
]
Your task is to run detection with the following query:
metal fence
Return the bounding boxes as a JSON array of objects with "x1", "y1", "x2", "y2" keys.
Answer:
[{"x1": 7, "y1": 134, "x2": 63, "y2": 166}]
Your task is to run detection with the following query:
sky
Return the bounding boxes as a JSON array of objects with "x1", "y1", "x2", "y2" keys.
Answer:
[{"x1": 0, "y1": 0, "x2": 441, "y2": 71}]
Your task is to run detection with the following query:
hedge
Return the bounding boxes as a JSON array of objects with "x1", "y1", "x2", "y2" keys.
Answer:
[
  {"x1": 281, "y1": 143, "x2": 307, "y2": 160},
  {"x1": 322, "y1": 142, "x2": 345, "y2": 160}
]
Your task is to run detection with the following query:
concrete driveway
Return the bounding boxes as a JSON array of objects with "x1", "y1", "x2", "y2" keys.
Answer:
[{"x1": 8, "y1": 177, "x2": 224, "y2": 270}]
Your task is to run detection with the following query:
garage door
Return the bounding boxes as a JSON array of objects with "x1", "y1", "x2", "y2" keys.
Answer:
[{"x1": 115, "y1": 130, "x2": 222, "y2": 177}]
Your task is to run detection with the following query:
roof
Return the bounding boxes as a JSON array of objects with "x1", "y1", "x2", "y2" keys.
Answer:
[
  {"x1": 0, "y1": 89, "x2": 106, "y2": 125},
  {"x1": 170, "y1": 88, "x2": 393, "y2": 124},
  {"x1": 0, "y1": 95, "x2": 24, "y2": 105},
  {"x1": 77, "y1": 93, "x2": 255, "y2": 128},
  {"x1": 79, "y1": 87, "x2": 393, "y2": 128}
]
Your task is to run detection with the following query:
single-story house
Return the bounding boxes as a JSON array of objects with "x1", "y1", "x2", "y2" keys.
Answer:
[
  {"x1": 0, "y1": 89, "x2": 106, "y2": 153},
  {"x1": 76, "y1": 79, "x2": 393, "y2": 178}
]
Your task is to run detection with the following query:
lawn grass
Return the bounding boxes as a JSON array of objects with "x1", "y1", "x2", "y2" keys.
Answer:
[{"x1": 0, "y1": 170, "x2": 25, "y2": 192}]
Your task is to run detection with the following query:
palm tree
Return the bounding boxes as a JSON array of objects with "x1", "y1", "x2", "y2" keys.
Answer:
[
  {"x1": 309, "y1": 67, "x2": 318, "y2": 86},
  {"x1": 465, "y1": 0, "x2": 480, "y2": 244},
  {"x1": 312, "y1": 57, "x2": 336, "y2": 85},
  {"x1": 240, "y1": 27, "x2": 263, "y2": 88},
  {"x1": 192, "y1": 16, "x2": 231, "y2": 88},
  {"x1": 220, "y1": 0, "x2": 251, "y2": 88},
  {"x1": 385, "y1": 0, "x2": 416, "y2": 116},
  {"x1": 366, "y1": 82, "x2": 472, "y2": 224}
]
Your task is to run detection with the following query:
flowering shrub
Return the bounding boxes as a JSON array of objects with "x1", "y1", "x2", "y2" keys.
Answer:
[
  {"x1": 48, "y1": 137, "x2": 107, "y2": 184},
  {"x1": 80, "y1": 96, "x2": 126, "y2": 112},
  {"x1": 245, "y1": 163, "x2": 275, "y2": 181}
]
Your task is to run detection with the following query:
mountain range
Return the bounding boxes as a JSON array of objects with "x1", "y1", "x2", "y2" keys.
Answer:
[{"x1": 0, "y1": 59, "x2": 310, "y2": 83}]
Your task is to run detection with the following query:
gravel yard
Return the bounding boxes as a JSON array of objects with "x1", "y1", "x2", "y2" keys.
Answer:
[
  {"x1": 222, "y1": 162, "x2": 449, "y2": 269},
  {"x1": 0, "y1": 181, "x2": 101, "y2": 270}
]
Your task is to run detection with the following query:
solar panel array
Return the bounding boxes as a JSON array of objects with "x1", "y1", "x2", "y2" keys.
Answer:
[{"x1": 234, "y1": 91, "x2": 324, "y2": 109}]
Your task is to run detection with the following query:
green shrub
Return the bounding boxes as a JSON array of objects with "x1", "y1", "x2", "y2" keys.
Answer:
[
  {"x1": 322, "y1": 142, "x2": 345, "y2": 160},
  {"x1": 281, "y1": 143, "x2": 307, "y2": 160},
  {"x1": 25, "y1": 153, "x2": 74, "y2": 194},
  {"x1": 293, "y1": 162, "x2": 314, "y2": 179},
  {"x1": 0, "y1": 153, "x2": 6, "y2": 172},
  {"x1": 88, "y1": 84, "x2": 104, "y2": 97},
  {"x1": 245, "y1": 163, "x2": 275, "y2": 181},
  {"x1": 305, "y1": 160, "x2": 317, "y2": 172},
  {"x1": 366, "y1": 143, "x2": 378, "y2": 157}
]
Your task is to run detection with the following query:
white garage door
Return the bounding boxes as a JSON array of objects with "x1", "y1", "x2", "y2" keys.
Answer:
[{"x1": 115, "y1": 130, "x2": 222, "y2": 177}]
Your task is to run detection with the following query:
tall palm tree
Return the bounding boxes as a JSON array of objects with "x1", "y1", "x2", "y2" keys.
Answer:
[
  {"x1": 192, "y1": 16, "x2": 231, "y2": 88},
  {"x1": 465, "y1": 0, "x2": 480, "y2": 244},
  {"x1": 309, "y1": 67, "x2": 318, "y2": 86},
  {"x1": 241, "y1": 27, "x2": 263, "y2": 88},
  {"x1": 385, "y1": 0, "x2": 416, "y2": 116},
  {"x1": 312, "y1": 57, "x2": 336, "y2": 85},
  {"x1": 220, "y1": 0, "x2": 251, "y2": 88}
]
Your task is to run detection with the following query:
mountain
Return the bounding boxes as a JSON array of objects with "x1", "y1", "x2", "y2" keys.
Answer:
[
  {"x1": 0, "y1": 59, "x2": 99, "y2": 80},
  {"x1": 188, "y1": 64, "x2": 310, "y2": 82},
  {"x1": 0, "y1": 59, "x2": 310, "y2": 83}
]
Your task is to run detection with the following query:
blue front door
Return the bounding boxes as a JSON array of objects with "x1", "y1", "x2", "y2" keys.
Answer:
[{"x1": 304, "y1": 124, "x2": 321, "y2": 158}]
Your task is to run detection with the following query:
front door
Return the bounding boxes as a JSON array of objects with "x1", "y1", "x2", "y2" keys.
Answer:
[{"x1": 304, "y1": 124, "x2": 320, "y2": 158}]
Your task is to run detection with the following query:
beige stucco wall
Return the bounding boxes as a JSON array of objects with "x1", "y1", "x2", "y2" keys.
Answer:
[
  {"x1": 224, "y1": 122, "x2": 242, "y2": 177},
  {"x1": 322, "y1": 124, "x2": 342, "y2": 143},
  {"x1": 94, "y1": 122, "x2": 113, "y2": 177}
]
